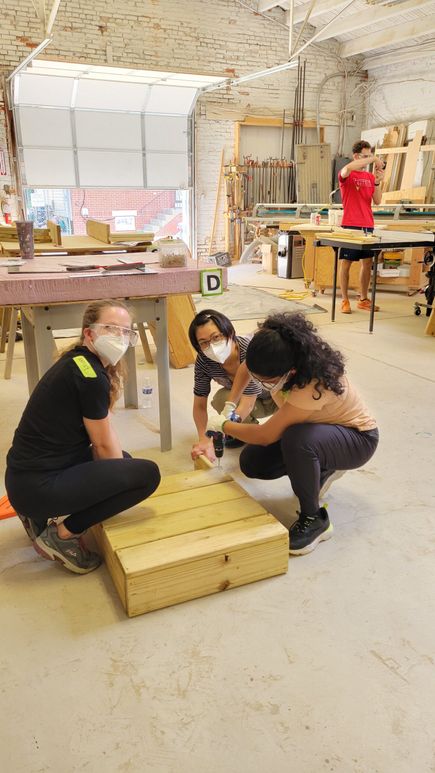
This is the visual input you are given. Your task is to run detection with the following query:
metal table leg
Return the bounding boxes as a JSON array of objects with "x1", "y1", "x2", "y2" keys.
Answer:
[
  {"x1": 369, "y1": 251, "x2": 380, "y2": 334},
  {"x1": 331, "y1": 246, "x2": 340, "y2": 322},
  {"x1": 154, "y1": 298, "x2": 172, "y2": 452}
]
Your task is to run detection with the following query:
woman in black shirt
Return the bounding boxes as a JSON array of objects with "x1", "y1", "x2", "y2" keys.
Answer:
[{"x1": 5, "y1": 299, "x2": 160, "y2": 574}]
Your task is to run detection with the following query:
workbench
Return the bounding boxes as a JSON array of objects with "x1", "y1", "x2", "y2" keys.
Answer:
[
  {"x1": 0, "y1": 255, "x2": 227, "y2": 451},
  {"x1": 281, "y1": 220, "x2": 435, "y2": 292},
  {"x1": 315, "y1": 231, "x2": 435, "y2": 333}
]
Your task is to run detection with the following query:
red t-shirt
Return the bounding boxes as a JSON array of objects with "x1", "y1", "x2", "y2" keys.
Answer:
[{"x1": 338, "y1": 170, "x2": 375, "y2": 228}]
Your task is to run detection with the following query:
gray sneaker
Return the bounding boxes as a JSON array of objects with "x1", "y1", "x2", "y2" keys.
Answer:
[
  {"x1": 16, "y1": 513, "x2": 45, "y2": 541},
  {"x1": 34, "y1": 523, "x2": 101, "y2": 574}
]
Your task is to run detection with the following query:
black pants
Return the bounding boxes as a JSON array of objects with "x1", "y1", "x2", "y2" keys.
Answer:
[
  {"x1": 6, "y1": 450, "x2": 161, "y2": 535},
  {"x1": 239, "y1": 423, "x2": 379, "y2": 515}
]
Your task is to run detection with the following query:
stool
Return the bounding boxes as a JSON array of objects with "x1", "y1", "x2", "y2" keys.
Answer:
[{"x1": 92, "y1": 468, "x2": 289, "y2": 617}]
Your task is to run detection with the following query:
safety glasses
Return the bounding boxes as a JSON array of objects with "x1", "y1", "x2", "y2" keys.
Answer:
[{"x1": 90, "y1": 323, "x2": 139, "y2": 346}]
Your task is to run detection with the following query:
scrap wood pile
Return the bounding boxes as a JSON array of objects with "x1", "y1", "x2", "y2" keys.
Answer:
[{"x1": 363, "y1": 120, "x2": 435, "y2": 204}]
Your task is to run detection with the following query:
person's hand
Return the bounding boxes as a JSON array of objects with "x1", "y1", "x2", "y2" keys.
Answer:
[
  {"x1": 206, "y1": 413, "x2": 227, "y2": 434},
  {"x1": 222, "y1": 401, "x2": 237, "y2": 419},
  {"x1": 375, "y1": 167, "x2": 385, "y2": 183},
  {"x1": 373, "y1": 156, "x2": 385, "y2": 171},
  {"x1": 191, "y1": 440, "x2": 216, "y2": 462}
]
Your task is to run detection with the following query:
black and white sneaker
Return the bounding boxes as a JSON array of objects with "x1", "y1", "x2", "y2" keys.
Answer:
[{"x1": 289, "y1": 507, "x2": 333, "y2": 555}]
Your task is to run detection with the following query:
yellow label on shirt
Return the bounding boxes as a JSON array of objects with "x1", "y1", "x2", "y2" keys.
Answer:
[{"x1": 73, "y1": 355, "x2": 97, "y2": 378}]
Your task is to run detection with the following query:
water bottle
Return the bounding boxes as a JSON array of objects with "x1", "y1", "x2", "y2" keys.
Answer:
[{"x1": 142, "y1": 378, "x2": 153, "y2": 409}]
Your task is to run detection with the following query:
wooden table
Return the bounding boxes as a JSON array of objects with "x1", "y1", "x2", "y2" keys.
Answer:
[
  {"x1": 0, "y1": 235, "x2": 151, "y2": 257},
  {"x1": 280, "y1": 220, "x2": 435, "y2": 291},
  {"x1": 0, "y1": 255, "x2": 227, "y2": 451},
  {"x1": 315, "y1": 231, "x2": 435, "y2": 333}
]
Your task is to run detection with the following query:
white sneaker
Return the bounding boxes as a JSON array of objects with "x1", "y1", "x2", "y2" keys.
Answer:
[{"x1": 319, "y1": 470, "x2": 346, "y2": 499}]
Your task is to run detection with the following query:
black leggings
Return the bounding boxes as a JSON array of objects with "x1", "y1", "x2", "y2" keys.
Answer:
[
  {"x1": 6, "y1": 450, "x2": 161, "y2": 535},
  {"x1": 239, "y1": 423, "x2": 379, "y2": 515}
]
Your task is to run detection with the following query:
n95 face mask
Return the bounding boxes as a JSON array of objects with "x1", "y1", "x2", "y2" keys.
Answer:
[
  {"x1": 203, "y1": 338, "x2": 232, "y2": 364},
  {"x1": 93, "y1": 334, "x2": 129, "y2": 366}
]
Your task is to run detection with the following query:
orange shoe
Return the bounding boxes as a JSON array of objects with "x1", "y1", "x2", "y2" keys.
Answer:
[
  {"x1": 357, "y1": 298, "x2": 380, "y2": 312},
  {"x1": 341, "y1": 300, "x2": 352, "y2": 314}
]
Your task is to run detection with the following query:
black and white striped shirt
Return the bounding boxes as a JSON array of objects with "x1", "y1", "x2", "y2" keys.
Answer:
[{"x1": 193, "y1": 335, "x2": 267, "y2": 398}]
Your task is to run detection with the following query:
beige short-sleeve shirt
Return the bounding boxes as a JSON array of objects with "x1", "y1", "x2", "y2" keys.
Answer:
[{"x1": 282, "y1": 376, "x2": 377, "y2": 432}]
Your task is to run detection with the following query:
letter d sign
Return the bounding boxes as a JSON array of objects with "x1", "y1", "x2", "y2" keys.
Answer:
[{"x1": 200, "y1": 268, "x2": 223, "y2": 296}]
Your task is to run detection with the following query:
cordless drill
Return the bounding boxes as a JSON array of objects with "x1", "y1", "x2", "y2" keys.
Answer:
[{"x1": 206, "y1": 411, "x2": 241, "y2": 467}]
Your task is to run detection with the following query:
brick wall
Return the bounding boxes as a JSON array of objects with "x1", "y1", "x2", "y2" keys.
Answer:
[
  {"x1": 70, "y1": 189, "x2": 176, "y2": 235},
  {"x1": 0, "y1": 0, "x2": 365, "y2": 256}
]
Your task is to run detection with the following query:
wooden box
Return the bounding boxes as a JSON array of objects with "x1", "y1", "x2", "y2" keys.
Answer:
[{"x1": 93, "y1": 468, "x2": 289, "y2": 617}]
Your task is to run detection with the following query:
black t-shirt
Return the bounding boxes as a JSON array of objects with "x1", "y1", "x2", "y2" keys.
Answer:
[{"x1": 7, "y1": 346, "x2": 110, "y2": 473}]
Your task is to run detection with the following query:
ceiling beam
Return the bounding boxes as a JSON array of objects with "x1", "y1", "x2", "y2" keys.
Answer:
[
  {"x1": 340, "y1": 16, "x2": 435, "y2": 57},
  {"x1": 285, "y1": 0, "x2": 350, "y2": 26},
  {"x1": 315, "y1": 0, "x2": 434, "y2": 42},
  {"x1": 362, "y1": 47, "x2": 435, "y2": 71}
]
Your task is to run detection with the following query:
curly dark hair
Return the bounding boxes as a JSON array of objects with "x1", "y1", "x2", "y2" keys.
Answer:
[{"x1": 245, "y1": 312, "x2": 345, "y2": 399}]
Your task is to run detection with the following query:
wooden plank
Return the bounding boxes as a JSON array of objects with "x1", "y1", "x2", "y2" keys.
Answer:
[
  {"x1": 126, "y1": 535, "x2": 289, "y2": 616},
  {"x1": 106, "y1": 497, "x2": 268, "y2": 552},
  {"x1": 109, "y1": 231, "x2": 153, "y2": 244},
  {"x1": 376, "y1": 144, "x2": 435, "y2": 155},
  {"x1": 137, "y1": 321, "x2": 153, "y2": 364},
  {"x1": 119, "y1": 514, "x2": 288, "y2": 575},
  {"x1": 102, "y1": 481, "x2": 248, "y2": 532},
  {"x1": 194, "y1": 455, "x2": 215, "y2": 471},
  {"x1": 150, "y1": 467, "x2": 230, "y2": 497},
  {"x1": 92, "y1": 524, "x2": 127, "y2": 607},
  {"x1": 47, "y1": 220, "x2": 62, "y2": 246},
  {"x1": 86, "y1": 219, "x2": 110, "y2": 243},
  {"x1": 401, "y1": 130, "x2": 423, "y2": 190},
  {"x1": 148, "y1": 294, "x2": 196, "y2": 369},
  {"x1": 381, "y1": 187, "x2": 426, "y2": 204}
]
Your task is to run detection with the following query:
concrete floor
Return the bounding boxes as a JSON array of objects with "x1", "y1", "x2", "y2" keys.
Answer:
[{"x1": 1, "y1": 264, "x2": 434, "y2": 773}]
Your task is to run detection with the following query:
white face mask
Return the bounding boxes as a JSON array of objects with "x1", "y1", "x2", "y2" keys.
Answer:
[
  {"x1": 93, "y1": 334, "x2": 129, "y2": 366},
  {"x1": 203, "y1": 338, "x2": 232, "y2": 364}
]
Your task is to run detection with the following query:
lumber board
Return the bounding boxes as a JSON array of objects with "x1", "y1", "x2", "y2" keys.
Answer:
[
  {"x1": 47, "y1": 220, "x2": 62, "y2": 246},
  {"x1": 401, "y1": 130, "x2": 423, "y2": 190},
  {"x1": 150, "y1": 467, "x2": 231, "y2": 497},
  {"x1": 119, "y1": 515, "x2": 287, "y2": 575},
  {"x1": 194, "y1": 454, "x2": 215, "y2": 471},
  {"x1": 125, "y1": 535, "x2": 288, "y2": 617},
  {"x1": 109, "y1": 231, "x2": 154, "y2": 244},
  {"x1": 148, "y1": 294, "x2": 196, "y2": 369},
  {"x1": 86, "y1": 219, "x2": 110, "y2": 243},
  {"x1": 381, "y1": 187, "x2": 426, "y2": 204},
  {"x1": 105, "y1": 497, "x2": 268, "y2": 552}
]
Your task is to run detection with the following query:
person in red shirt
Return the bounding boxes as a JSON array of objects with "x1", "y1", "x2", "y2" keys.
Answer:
[{"x1": 338, "y1": 140, "x2": 385, "y2": 313}]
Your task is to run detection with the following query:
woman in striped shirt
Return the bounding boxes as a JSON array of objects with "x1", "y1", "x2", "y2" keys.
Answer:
[{"x1": 189, "y1": 310, "x2": 276, "y2": 462}]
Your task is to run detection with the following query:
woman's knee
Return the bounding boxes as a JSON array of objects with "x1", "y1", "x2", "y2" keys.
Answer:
[
  {"x1": 128, "y1": 459, "x2": 161, "y2": 495},
  {"x1": 239, "y1": 445, "x2": 261, "y2": 478}
]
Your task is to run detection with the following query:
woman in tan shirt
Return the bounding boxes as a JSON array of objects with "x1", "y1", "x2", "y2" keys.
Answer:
[{"x1": 207, "y1": 312, "x2": 379, "y2": 556}]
